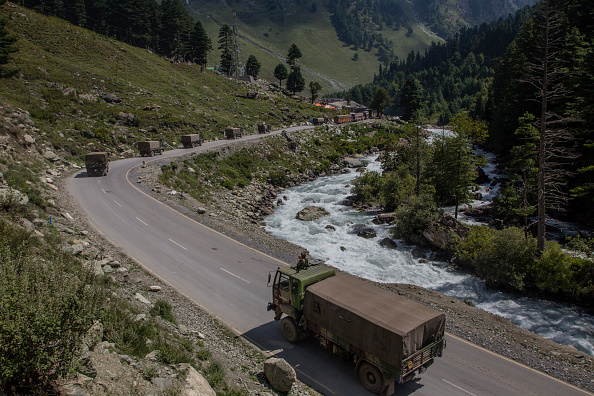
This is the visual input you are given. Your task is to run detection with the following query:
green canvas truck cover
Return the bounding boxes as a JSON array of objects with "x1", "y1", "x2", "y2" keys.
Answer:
[{"x1": 303, "y1": 274, "x2": 445, "y2": 366}]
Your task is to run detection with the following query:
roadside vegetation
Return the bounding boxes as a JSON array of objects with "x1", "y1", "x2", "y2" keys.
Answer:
[{"x1": 159, "y1": 124, "x2": 387, "y2": 202}]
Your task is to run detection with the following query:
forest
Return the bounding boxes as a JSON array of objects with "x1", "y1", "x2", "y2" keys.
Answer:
[{"x1": 16, "y1": 0, "x2": 211, "y2": 65}]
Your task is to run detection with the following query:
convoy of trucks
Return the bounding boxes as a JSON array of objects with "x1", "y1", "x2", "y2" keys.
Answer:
[
  {"x1": 225, "y1": 127, "x2": 244, "y2": 139},
  {"x1": 181, "y1": 134, "x2": 203, "y2": 148},
  {"x1": 138, "y1": 140, "x2": 164, "y2": 156},
  {"x1": 85, "y1": 152, "x2": 109, "y2": 176},
  {"x1": 267, "y1": 264, "x2": 446, "y2": 394}
]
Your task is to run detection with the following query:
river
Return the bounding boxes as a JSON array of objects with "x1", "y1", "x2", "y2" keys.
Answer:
[{"x1": 264, "y1": 155, "x2": 594, "y2": 356}]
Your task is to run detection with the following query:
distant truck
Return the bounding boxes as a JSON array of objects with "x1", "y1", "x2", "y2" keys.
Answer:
[
  {"x1": 267, "y1": 264, "x2": 445, "y2": 394},
  {"x1": 257, "y1": 123, "x2": 271, "y2": 134},
  {"x1": 138, "y1": 140, "x2": 163, "y2": 157},
  {"x1": 312, "y1": 117, "x2": 326, "y2": 125},
  {"x1": 85, "y1": 152, "x2": 109, "y2": 176},
  {"x1": 181, "y1": 134, "x2": 202, "y2": 148},
  {"x1": 224, "y1": 127, "x2": 244, "y2": 139},
  {"x1": 334, "y1": 114, "x2": 351, "y2": 124}
]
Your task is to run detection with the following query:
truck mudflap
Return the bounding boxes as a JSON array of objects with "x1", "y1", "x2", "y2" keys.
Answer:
[{"x1": 397, "y1": 338, "x2": 446, "y2": 384}]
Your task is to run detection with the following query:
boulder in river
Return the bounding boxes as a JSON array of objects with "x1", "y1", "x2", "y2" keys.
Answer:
[
  {"x1": 423, "y1": 214, "x2": 470, "y2": 249},
  {"x1": 295, "y1": 206, "x2": 330, "y2": 221},
  {"x1": 349, "y1": 224, "x2": 377, "y2": 238}
]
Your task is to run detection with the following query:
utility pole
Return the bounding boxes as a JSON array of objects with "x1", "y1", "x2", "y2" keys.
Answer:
[{"x1": 232, "y1": 10, "x2": 243, "y2": 79}]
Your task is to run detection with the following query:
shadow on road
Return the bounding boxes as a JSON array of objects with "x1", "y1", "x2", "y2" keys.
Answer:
[{"x1": 243, "y1": 322, "x2": 425, "y2": 396}]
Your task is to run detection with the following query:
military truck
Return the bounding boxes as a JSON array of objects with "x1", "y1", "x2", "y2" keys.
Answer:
[
  {"x1": 85, "y1": 152, "x2": 109, "y2": 176},
  {"x1": 224, "y1": 127, "x2": 244, "y2": 139},
  {"x1": 257, "y1": 123, "x2": 271, "y2": 134},
  {"x1": 267, "y1": 264, "x2": 446, "y2": 394},
  {"x1": 312, "y1": 117, "x2": 326, "y2": 125},
  {"x1": 181, "y1": 134, "x2": 202, "y2": 148},
  {"x1": 138, "y1": 140, "x2": 163, "y2": 156}
]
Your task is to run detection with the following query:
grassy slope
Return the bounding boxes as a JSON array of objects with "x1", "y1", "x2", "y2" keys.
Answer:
[
  {"x1": 191, "y1": 1, "x2": 435, "y2": 92},
  {"x1": 0, "y1": 3, "x2": 327, "y2": 162}
]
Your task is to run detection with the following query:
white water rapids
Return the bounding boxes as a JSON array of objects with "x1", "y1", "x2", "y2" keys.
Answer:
[{"x1": 264, "y1": 156, "x2": 594, "y2": 356}]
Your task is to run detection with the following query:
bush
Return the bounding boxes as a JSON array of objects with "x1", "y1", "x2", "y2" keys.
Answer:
[
  {"x1": 0, "y1": 221, "x2": 104, "y2": 393},
  {"x1": 268, "y1": 169, "x2": 289, "y2": 187},
  {"x1": 457, "y1": 226, "x2": 537, "y2": 290},
  {"x1": 196, "y1": 348, "x2": 212, "y2": 361},
  {"x1": 101, "y1": 301, "x2": 156, "y2": 357},
  {"x1": 150, "y1": 299, "x2": 176, "y2": 324},
  {"x1": 205, "y1": 361, "x2": 226, "y2": 389},
  {"x1": 351, "y1": 171, "x2": 382, "y2": 203},
  {"x1": 391, "y1": 194, "x2": 440, "y2": 245},
  {"x1": 154, "y1": 333, "x2": 195, "y2": 365}
]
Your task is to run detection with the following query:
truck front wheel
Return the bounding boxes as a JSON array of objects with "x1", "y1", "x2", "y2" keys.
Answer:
[
  {"x1": 358, "y1": 362, "x2": 383, "y2": 394},
  {"x1": 281, "y1": 317, "x2": 300, "y2": 343}
]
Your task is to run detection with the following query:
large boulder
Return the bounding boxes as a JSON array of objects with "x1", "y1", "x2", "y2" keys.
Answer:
[
  {"x1": 178, "y1": 364, "x2": 216, "y2": 396},
  {"x1": 0, "y1": 187, "x2": 28, "y2": 205},
  {"x1": 343, "y1": 157, "x2": 363, "y2": 168},
  {"x1": 423, "y1": 214, "x2": 470, "y2": 250},
  {"x1": 296, "y1": 206, "x2": 330, "y2": 221},
  {"x1": 264, "y1": 357, "x2": 296, "y2": 392}
]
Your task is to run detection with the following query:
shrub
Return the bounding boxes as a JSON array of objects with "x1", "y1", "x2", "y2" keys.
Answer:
[
  {"x1": 269, "y1": 169, "x2": 289, "y2": 187},
  {"x1": 458, "y1": 226, "x2": 537, "y2": 290},
  {"x1": 350, "y1": 171, "x2": 382, "y2": 203},
  {"x1": 154, "y1": 334, "x2": 195, "y2": 365},
  {"x1": 196, "y1": 349, "x2": 212, "y2": 361},
  {"x1": 205, "y1": 361, "x2": 226, "y2": 389},
  {"x1": 101, "y1": 301, "x2": 155, "y2": 357},
  {"x1": 391, "y1": 194, "x2": 440, "y2": 245},
  {"x1": 150, "y1": 299, "x2": 176, "y2": 324},
  {"x1": 0, "y1": 221, "x2": 104, "y2": 393}
]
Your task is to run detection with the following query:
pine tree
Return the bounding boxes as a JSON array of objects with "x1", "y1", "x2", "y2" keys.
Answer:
[
  {"x1": 273, "y1": 63, "x2": 288, "y2": 87},
  {"x1": 218, "y1": 24, "x2": 233, "y2": 76},
  {"x1": 245, "y1": 55, "x2": 261, "y2": 79},
  {"x1": 286, "y1": 66, "x2": 305, "y2": 95},
  {"x1": 0, "y1": 0, "x2": 18, "y2": 79},
  {"x1": 400, "y1": 76, "x2": 423, "y2": 121},
  {"x1": 286, "y1": 43, "x2": 302, "y2": 69},
  {"x1": 189, "y1": 20, "x2": 212, "y2": 71}
]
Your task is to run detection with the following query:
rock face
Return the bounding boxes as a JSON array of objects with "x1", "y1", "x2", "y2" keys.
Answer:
[
  {"x1": 295, "y1": 206, "x2": 330, "y2": 221},
  {"x1": 263, "y1": 357, "x2": 296, "y2": 392},
  {"x1": 423, "y1": 213, "x2": 470, "y2": 249}
]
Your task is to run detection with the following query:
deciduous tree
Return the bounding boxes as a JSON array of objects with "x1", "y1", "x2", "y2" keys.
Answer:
[{"x1": 309, "y1": 80, "x2": 322, "y2": 104}]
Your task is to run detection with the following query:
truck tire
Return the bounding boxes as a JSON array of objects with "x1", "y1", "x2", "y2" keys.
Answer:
[
  {"x1": 281, "y1": 317, "x2": 300, "y2": 343},
  {"x1": 358, "y1": 362, "x2": 383, "y2": 394}
]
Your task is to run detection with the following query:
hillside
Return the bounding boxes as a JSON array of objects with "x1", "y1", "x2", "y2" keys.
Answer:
[
  {"x1": 413, "y1": 0, "x2": 539, "y2": 38},
  {"x1": 0, "y1": 2, "x2": 329, "y2": 165}
]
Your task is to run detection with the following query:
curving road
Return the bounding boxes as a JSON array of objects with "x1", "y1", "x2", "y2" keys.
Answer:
[{"x1": 68, "y1": 128, "x2": 592, "y2": 396}]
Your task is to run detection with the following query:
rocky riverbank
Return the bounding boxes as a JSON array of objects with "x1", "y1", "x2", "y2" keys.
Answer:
[{"x1": 131, "y1": 142, "x2": 594, "y2": 393}]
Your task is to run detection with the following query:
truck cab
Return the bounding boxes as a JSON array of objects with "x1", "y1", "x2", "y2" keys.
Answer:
[{"x1": 268, "y1": 264, "x2": 335, "y2": 322}]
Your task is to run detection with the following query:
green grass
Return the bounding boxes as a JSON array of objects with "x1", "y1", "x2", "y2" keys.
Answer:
[
  {"x1": 0, "y1": 4, "x2": 326, "y2": 164},
  {"x1": 193, "y1": 1, "x2": 436, "y2": 91}
]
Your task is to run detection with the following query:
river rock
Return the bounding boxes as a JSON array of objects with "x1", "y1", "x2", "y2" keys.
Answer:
[
  {"x1": 379, "y1": 237, "x2": 398, "y2": 249},
  {"x1": 264, "y1": 357, "x2": 296, "y2": 392},
  {"x1": 343, "y1": 157, "x2": 363, "y2": 168},
  {"x1": 295, "y1": 206, "x2": 329, "y2": 221},
  {"x1": 423, "y1": 214, "x2": 470, "y2": 249},
  {"x1": 349, "y1": 224, "x2": 376, "y2": 238}
]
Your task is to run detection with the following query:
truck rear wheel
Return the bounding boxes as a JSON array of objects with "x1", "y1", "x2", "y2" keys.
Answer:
[
  {"x1": 281, "y1": 317, "x2": 300, "y2": 343},
  {"x1": 358, "y1": 362, "x2": 383, "y2": 394}
]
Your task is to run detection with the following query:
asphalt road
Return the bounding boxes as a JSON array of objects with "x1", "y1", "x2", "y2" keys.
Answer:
[{"x1": 67, "y1": 128, "x2": 592, "y2": 396}]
